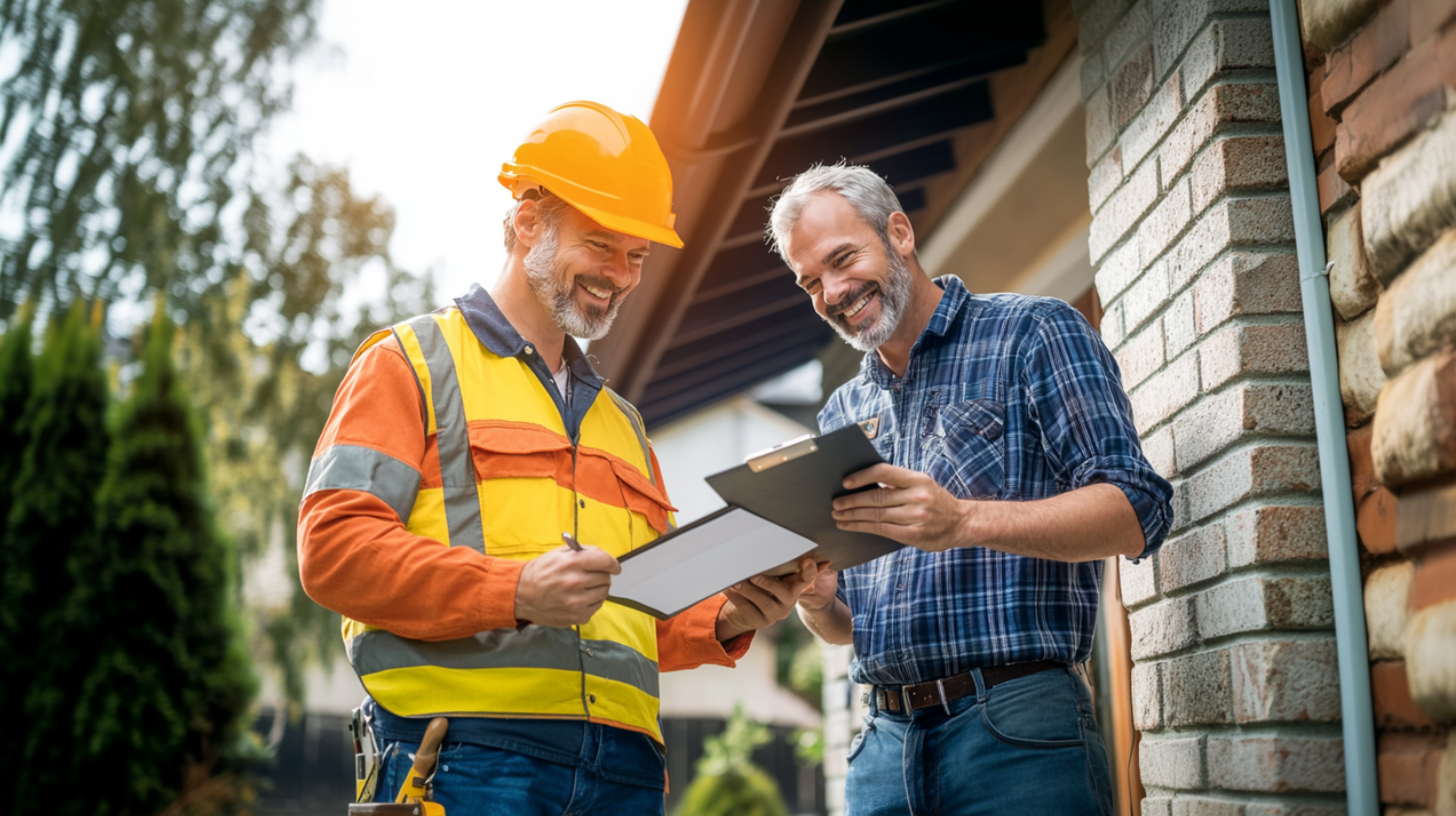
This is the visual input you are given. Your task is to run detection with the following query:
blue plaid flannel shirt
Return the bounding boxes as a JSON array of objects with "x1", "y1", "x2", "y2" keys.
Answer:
[{"x1": 819, "y1": 276, "x2": 1173, "y2": 686}]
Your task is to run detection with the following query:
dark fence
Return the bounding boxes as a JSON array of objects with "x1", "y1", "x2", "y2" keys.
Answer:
[{"x1": 251, "y1": 710, "x2": 825, "y2": 816}]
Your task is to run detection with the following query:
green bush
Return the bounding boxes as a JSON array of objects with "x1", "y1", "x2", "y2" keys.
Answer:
[{"x1": 674, "y1": 706, "x2": 788, "y2": 816}]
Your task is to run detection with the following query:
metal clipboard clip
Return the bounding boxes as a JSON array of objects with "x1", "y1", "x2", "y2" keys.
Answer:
[{"x1": 744, "y1": 418, "x2": 879, "y2": 472}]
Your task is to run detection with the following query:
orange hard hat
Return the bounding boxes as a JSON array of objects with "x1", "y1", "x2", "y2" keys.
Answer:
[{"x1": 499, "y1": 101, "x2": 683, "y2": 248}]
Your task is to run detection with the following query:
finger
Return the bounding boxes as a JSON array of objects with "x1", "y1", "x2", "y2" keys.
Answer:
[
  {"x1": 833, "y1": 485, "x2": 914, "y2": 512},
  {"x1": 842, "y1": 463, "x2": 917, "y2": 491},
  {"x1": 832, "y1": 503, "x2": 918, "y2": 524},
  {"x1": 576, "y1": 547, "x2": 622, "y2": 574},
  {"x1": 732, "y1": 578, "x2": 785, "y2": 611}
]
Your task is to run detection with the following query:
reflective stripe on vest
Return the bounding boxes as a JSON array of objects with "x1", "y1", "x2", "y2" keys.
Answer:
[{"x1": 317, "y1": 308, "x2": 673, "y2": 742}]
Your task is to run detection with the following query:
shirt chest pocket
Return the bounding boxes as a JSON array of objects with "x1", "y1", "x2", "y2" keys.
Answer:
[{"x1": 925, "y1": 399, "x2": 1006, "y2": 500}]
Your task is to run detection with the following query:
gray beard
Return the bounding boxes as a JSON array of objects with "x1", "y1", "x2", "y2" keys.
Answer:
[
  {"x1": 829, "y1": 248, "x2": 914, "y2": 353},
  {"x1": 523, "y1": 228, "x2": 623, "y2": 341}
]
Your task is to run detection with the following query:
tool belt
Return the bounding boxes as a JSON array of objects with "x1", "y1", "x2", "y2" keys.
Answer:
[{"x1": 872, "y1": 660, "x2": 1063, "y2": 713}]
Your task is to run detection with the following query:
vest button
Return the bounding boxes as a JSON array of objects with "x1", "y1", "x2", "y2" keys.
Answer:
[
  {"x1": 524, "y1": 345, "x2": 534, "y2": 355},
  {"x1": 589, "y1": 694, "x2": 597, "y2": 704},
  {"x1": 579, "y1": 499, "x2": 586, "y2": 508},
  {"x1": 586, "y1": 648, "x2": 594, "y2": 657}
]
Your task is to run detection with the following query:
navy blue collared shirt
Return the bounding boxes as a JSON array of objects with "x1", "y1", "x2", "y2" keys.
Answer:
[{"x1": 819, "y1": 276, "x2": 1173, "y2": 686}]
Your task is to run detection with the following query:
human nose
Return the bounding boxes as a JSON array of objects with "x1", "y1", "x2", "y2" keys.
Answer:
[
  {"x1": 600, "y1": 250, "x2": 633, "y2": 287},
  {"x1": 821, "y1": 269, "x2": 853, "y2": 307}
]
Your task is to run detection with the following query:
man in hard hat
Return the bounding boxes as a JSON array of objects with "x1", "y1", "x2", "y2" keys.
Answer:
[
  {"x1": 298, "y1": 101, "x2": 824, "y2": 814},
  {"x1": 772, "y1": 163, "x2": 1173, "y2": 815}
]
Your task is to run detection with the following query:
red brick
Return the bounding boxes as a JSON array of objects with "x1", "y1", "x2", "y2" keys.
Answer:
[
  {"x1": 1335, "y1": 31, "x2": 1450, "y2": 182},
  {"x1": 1319, "y1": 164, "x2": 1356, "y2": 214},
  {"x1": 1371, "y1": 660, "x2": 1437, "y2": 729},
  {"x1": 1411, "y1": 540, "x2": 1456, "y2": 610},
  {"x1": 1396, "y1": 482, "x2": 1456, "y2": 552},
  {"x1": 1308, "y1": 70, "x2": 1338, "y2": 159},
  {"x1": 1376, "y1": 731, "x2": 1444, "y2": 807},
  {"x1": 1114, "y1": 44, "x2": 1154, "y2": 130},
  {"x1": 1322, "y1": 0, "x2": 1413, "y2": 112},
  {"x1": 1358, "y1": 487, "x2": 1399, "y2": 555},
  {"x1": 1350, "y1": 424, "x2": 1377, "y2": 502}
]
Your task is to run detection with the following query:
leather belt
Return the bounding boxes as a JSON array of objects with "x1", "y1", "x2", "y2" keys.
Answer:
[{"x1": 873, "y1": 660, "x2": 1063, "y2": 714}]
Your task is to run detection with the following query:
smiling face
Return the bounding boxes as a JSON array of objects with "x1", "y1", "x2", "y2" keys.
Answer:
[
  {"x1": 523, "y1": 202, "x2": 650, "y2": 340},
  {"x1": 785, "y1": 191, "x2": 914, "y2": 352}
]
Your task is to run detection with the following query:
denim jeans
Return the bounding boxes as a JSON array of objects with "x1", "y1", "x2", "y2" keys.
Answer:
[
  {"x1": 372, "y1": 722, "x2": 666, "y2": 816},
  {"x1": 845, "y1": 666, "x2": 1113, "y2": 816}
]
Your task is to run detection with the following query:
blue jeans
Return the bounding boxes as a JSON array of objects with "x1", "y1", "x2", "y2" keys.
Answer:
[
  {"x1": 373, "y1": 723, "x2": 666, "y2": 815},
  {"x1": 845, "y1": 666, "x2": 1113, "y2": 816}
]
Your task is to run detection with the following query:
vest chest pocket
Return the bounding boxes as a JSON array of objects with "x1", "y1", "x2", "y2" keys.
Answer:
[
  {"x1": 926, "y1": 399, "x2": 1006, "y2": 500},
  {"x1": 467, "y1": 424, "x2": 575, "y2": 559}
]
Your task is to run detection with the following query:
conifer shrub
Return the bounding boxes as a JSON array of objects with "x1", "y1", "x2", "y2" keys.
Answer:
[{"x1": 674, "y1": 706, "x2": 789, "y2": 816}]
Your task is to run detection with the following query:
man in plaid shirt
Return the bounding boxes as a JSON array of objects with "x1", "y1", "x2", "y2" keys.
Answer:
[{"x1": 773, "y1": 163, "x2": 1172, "y2": 816}]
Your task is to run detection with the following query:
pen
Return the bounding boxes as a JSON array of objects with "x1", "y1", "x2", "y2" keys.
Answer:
[{"x1": 562, "y1": 532, "x2": 583, "y2": 552}]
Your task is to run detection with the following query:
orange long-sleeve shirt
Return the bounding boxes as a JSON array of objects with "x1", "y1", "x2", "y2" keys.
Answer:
[{"x1": 297, "y1": 335, "x2": 751, "y2": 670}]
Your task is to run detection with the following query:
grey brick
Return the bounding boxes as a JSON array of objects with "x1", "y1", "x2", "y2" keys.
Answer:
[
  {"x1": 1225, "y1": 505, "x2": 1328, "y2": 568},
  {"x1": 1162, "y1": 83, "x2": 1283, "y2": 188},
  {"x1": 1175, "y1": 444, "x2": 1321, "y2": 529},
  {"x1": 1090, "y1": 160, "x2": 1159, "y2": 263},
  {"x1": 1194, "y1": 252, "x2": 1302, "y2": 335},
  {"x1": 1165, "y1": 289, "x2": 1198, "y2": 358},
  {"x1": 1144, "y1": 424, "x2": 1176, "y2": 477},
  {"x1": 1087, "y1": 84, "x2": 1117, "y2": 167},
  {"x1": 1130, "y1": 595, "x2": 1198, "y2": 659},
  {"x1": 1104, "y1": 0, "x2": 1153, "y2": 69},
  {"x1": 1122, "y1": 74, "x2": 1184, "y2": 170},
  {"x1": 1132, "y1": 659, "x2": 1162, "y2": 729},
  {"x1": 1190, "y1": 135, "x2": 1288, "y2": 216},
  {"x1": 1078, "y1": 0, "x2": 1139, "y2": 54},
  {"x1": 1230, "y1": 638, "x2": 1341, "y2": 724},
  {"x1": 1206, "y1": 736, "x2": 1345, "y2": 792},
  {"x1": 1122, "y1": 550, "x2": 1160, "y2": 607},
  {"x1": 1101, "y1": 300, "x2": 1128, "y2": 350},
  {"x1": 1181, "y1": 18, "x2": 1277, "y2": 104},
  {"x1": 1199, "y1": 323, "x2": 1310, "y2": 393},
  {"x1": 1130, "y1": 350, "x2": 1200, "y2": 433},
  {"x1": 1116, "y1": 319, "x2": 1166, "y2": 388},
  {"x1": 1140, "y1": 177, "x2": 1194, "y2": 268},
  {"x1": 1164, "y1": 648, "x2": 1233, "y2": 726},
  {"x1": 1081, "y1": 47, "x2": 1107, "y2": 101},
  {"x1": 1172, "y1": 798, "x2": 1247, "y2": 816},
  {"x1": 1090, "y1": 146, "x2": 1125, "y2": 213},
  {"x1": 1095, "y1": 233, "x2": 1144, "y2": 304},
  {"x1": 1123, "y1": 260, "x2": 1172, "y2": 334},
  {"x1": 1197, "y1": 575, "x2": 1334, "y2": 639},
  {"x1": 1152, "y1": 0, "x2": 1269, "y2": 81},
  {"x1": 1173, "y1": 383, "x2": 1316, "y2": 473},
  {"x1": 1159, "y1": 523, "x2": 1228, "y2": 593},
  {"x1": 1140, "y1": 734, "x2": 1208, "y2": 789},
  {"x1": 1143, "y1": 798, "x2": 1174, "y2": 816},
  {"x1": 1114, "y1": 44, "x2": 1157, "y2": 130}
]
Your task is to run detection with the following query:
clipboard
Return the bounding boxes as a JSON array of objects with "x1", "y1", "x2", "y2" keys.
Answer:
[{"x1": 608, "y1": 422, "x2": 902, "y2": 618}]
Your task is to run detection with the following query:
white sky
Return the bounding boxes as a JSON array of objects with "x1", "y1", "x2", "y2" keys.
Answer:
[{"x1": 263, "y1": 0, "x2": 691, "y2": 302}]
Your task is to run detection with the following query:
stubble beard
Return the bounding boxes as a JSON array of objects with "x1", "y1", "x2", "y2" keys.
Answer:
[
  {"x1": 828, "y1": 247, "x2": 914, "y2": 353},
  {"x1": 523, "y1": 227, "x2": 624, "y2": 341}
]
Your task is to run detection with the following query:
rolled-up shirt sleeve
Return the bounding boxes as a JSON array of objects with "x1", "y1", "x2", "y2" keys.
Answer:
[{"x1": 1021, "y1": 302, "x2": 1174, "y2": 560}]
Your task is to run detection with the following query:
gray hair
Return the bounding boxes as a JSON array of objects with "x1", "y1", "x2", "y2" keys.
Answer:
[
  {"x1": 503, "y1": 189, "x2": 571, "y2": 253},
  {"x1": 766, "y1": 161, "x2": 905, "y2": 267}
]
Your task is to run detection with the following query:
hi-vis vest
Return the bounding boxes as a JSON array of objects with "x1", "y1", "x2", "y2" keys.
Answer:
[{"x1": 336, "y1": 308, "x2": 675, "y2": 742}]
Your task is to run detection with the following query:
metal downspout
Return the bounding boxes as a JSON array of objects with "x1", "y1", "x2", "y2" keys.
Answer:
[{"x1": 1268, "y1": 2, "x2": 1379, "y2": 813}]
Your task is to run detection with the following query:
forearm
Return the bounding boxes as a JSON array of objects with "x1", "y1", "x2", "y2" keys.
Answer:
[
  {"x1": 657, "y1": 595, "x2": 753, "y2": 671},
  {"x1": 798, "y1": 598, "x2": 853, "y2": 645},
  {"x1": 961, "y1": 482, "x2": 1144, "y2": 562},
  {"x1": 298, "y1": 490, "x2": 524, "y2": 640}
]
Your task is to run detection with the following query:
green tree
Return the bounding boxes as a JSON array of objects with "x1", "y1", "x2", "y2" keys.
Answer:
[
  {"x1": 674, "y1": 706, "x2": 789, "y2": 816},
  {"x1": 0, "y1": 304, "x2": 34, "y2": 547},
  {"x1": 0, "y1": 0, "x2": 318, "y2": 317},
  {"x1": 0, "y1": 301, "x2": 110, "y2": 814},
  {"x1": 56, "y1": 307, "x2": 257, "y2": 816}
]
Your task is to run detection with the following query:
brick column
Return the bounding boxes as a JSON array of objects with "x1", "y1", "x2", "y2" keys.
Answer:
[{"x1": 1075, "y1": 0, "x2": 1346, "y2": 812}]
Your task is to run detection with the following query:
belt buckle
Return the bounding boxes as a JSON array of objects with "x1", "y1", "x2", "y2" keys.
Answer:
[{"x1": 935, "y1": 678, "x2": 951, "y2": 715}]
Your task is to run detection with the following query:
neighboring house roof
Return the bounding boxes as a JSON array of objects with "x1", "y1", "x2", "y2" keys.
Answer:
[{"x1": 592, "y1": 0, "x2": 1071, "y2": 427}]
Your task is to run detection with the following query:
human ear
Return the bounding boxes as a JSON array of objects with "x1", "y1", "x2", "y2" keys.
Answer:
[
  {"x1": 513, "y1": 199, "x2": 545, "y2": 250},
  {"x1": 886, "y1": 211, "x2": 916, "y2": 258}
]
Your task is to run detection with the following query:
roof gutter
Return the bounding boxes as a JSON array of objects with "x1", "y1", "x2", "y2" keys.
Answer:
[{"x1": 1268, "y1": 2, "x2": 1378, "y2": 813}]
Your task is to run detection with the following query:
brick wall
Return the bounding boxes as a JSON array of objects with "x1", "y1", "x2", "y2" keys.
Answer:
[
  {"x1": 1075, "y1": 0, "x2": 1347, "y2": 812},
  {"x1": 1300, "y1": 0, "x2": 1456, "y2": 813}
]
